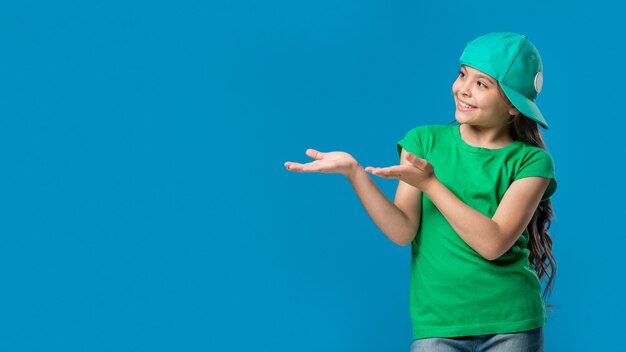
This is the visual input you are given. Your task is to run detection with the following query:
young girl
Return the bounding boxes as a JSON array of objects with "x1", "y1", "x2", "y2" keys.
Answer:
[{"x1": 284, "y1": 32, "x2": 556, "y2": 352}]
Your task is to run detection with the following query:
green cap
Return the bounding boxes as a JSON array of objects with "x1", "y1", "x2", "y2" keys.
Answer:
[{"x1": 459, "y1": 32, "x2": 549, "y2": 129}]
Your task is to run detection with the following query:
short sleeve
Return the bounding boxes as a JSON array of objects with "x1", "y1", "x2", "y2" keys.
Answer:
[
  {"x1": 397, "y1": 126, "x2": 428, "y2": 161},
  {"x1": 514, "y1": 149, "x2": 557, "y2": 200}
]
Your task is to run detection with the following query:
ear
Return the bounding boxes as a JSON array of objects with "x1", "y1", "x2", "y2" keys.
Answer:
[{"x1": 508, "y1": 106, "x2": 520, "y2": 116}]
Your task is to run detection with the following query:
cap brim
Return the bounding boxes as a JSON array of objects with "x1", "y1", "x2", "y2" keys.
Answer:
[{"x1": 500, "y1": 83, "x2": 549, "y2": 130}]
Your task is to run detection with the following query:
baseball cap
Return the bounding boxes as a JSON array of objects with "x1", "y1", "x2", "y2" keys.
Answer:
[{"x1": 459, "y1": 32, "x2": 549, "y2": 129}]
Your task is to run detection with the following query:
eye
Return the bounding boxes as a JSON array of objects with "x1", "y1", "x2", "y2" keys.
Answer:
[
  {"x1": 458, "y1": 70, "x2": 465, "y2": 78},
  {"x1": 477, "y1": 81, "x2": 488, "y2": 88}
]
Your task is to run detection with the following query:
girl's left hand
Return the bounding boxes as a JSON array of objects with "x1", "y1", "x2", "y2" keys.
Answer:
[{"x1": 364, "y1": 152, "x2": 436, "y2": 190}]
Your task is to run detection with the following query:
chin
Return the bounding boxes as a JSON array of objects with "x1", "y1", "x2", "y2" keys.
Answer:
[{"x1": 454, "y1": 112, "x2": 468, "y2": 124}]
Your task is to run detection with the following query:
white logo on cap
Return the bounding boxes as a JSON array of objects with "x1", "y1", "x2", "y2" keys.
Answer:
[{"x1": 534, "y1": 72, "x2": 543, "y2": 94}]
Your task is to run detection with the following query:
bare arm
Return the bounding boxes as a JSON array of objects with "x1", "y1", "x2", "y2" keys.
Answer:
[
  {"x1": 284, "y1": 148, "x2": 421, "y2": 246},
  {"x1": 367, "y1": 151, "x2": 550, "y2": 260},
  {"x1": 348, "y1": 149, "x2": 422, "y2": 246},
  {"x1": 421, "y1": 176, "x2": 549, "y2": 260}
]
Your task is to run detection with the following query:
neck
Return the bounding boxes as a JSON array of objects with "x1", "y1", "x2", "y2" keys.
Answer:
[{"x1": 459, "y1": 123, "x2": 514, "y2": 149}]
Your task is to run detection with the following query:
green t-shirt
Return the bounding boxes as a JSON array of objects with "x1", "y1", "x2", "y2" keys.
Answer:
[{"x1": 397, "y1": 124, "x2": 557, "y2": 339}]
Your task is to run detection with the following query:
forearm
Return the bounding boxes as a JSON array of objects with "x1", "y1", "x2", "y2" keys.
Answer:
[
  {"x1": 347, "y1": 165, "x2": 417, "y2": 246},
  {"x1": 421, "y1": 178, "x2": 503, "y2": 260}
]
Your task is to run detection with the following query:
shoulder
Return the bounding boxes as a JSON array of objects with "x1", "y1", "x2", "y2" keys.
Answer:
[
  {"x1": 399, "y1": 124, "x2": 452, "y2": 145},
  {"x1": 403, "y1": 124, "x2": 451, "y2": 137},
  {"x1": 511, "y1": 144, "x2": 557, "y2": 200},
  {"x1": 397, "y1": 124, "x2": 452, "y2": 158},
  {"x1": 514, "y1": 144, "x2": 556, "y2": 171}
]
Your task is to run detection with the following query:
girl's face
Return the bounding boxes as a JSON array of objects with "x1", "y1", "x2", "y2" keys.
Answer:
[{"x1": 452, "y1": 65, "x2": 519, "y2": 128}]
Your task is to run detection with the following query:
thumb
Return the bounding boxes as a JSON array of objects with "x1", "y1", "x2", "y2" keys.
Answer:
[
  {"x1": 406, "y1": 152, "x2": 426, "y2": 168},
  {"x1": 306, "y1": 148, "x2": 324, "y2": 160}
]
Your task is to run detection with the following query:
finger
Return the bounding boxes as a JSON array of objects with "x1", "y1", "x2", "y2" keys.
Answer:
[
  {"x1": 285, "y1": 161, "x2": 307, "y2": 172},
  {"x1": 364, "y1": 166, "x2": 379, "y2": 174},
  {"x1": 285, "y1": 160, "x2": 332, "y2": 173},
  {"x1": 305, "y1": 148, "x2": 324, "y2": 160},
  {"x1": 405, "y1": 152, "x2": 420, "y2": 164},
  {"x1": 370, "y1": 166, "x2": 403, "y2": 178},
  {"x1": 405, "y1": 152, "x2": 427, "y2": 169},
  {"x1": 365, "y1": 167, "x2": 391, "y2": 177},
  {"x1": 364, "y1": 165, "x2": 401, "y2": 173},
  {"x1": 365, "y1": 166, "x2": 388, "y2": 174},
  {"x1": 366, "y1": 167, "x2": 391, "y2": 178}
]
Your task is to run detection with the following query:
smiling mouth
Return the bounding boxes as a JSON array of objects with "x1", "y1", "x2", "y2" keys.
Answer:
[{"x1": 457, "y1": 101, "x2": 477, "y2": 110}]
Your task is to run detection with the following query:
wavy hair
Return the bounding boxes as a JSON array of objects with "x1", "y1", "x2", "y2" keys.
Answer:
[
  {"x1": 506, "y1": 114, "x2": 557, "y2": 303},
  {"x1": 450, "y1": 113, "x2": 557, "y2": 308},
  {"x1": 451, "y1": 74, "x2": 557, "y2": 310}
]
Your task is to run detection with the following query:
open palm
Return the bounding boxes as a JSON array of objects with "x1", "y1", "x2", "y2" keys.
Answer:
[{"x1": 284, "y1": 149, "x2": 358, "y2": 176}]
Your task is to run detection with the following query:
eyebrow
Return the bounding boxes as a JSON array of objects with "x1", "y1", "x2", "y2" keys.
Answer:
[
  {"x1": 461, "y1": 66, "x2": 497, "y2": 85},
  {"x1": 476, "y1": 74, "x2": 497, "y2": 85}
]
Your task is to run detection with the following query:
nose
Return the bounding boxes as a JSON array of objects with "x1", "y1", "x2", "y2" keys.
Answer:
[{"x1": 459, "y1": 81, "x2": 472, "y2": 97}]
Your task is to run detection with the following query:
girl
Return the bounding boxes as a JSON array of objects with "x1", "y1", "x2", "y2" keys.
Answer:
[{"x1": 284, "y1": 32, "x2": 556, "y2": 352}]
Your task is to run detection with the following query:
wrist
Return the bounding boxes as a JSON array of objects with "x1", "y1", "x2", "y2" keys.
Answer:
[
  {"x1": 420, "y1": 177, "x2": 439, "y2": 194},
  {"x1": 346, "y1": 162, "x2": 364, "y2": 181}
]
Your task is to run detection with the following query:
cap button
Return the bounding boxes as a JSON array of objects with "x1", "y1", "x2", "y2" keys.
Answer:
[{"x1": 534, "y1": 72, "x2": 543, "y2": 94}]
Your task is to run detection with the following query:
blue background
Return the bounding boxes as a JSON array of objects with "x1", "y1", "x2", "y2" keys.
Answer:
[{"x1": 1, "y1": 0, "x2": 624, "y2": 351}]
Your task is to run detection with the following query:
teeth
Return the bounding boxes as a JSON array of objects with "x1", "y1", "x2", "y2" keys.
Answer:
[{"x1": 460, "y1": 101, "x2": 475, "y2": 109}]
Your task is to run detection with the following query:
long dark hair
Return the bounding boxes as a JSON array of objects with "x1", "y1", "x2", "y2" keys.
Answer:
[
  {"x1": 451, "y1": 114, "x2": 557, "y2": 307},
  {"x1": 507, "y1": 114, "x2": 557, "y2": 303}
]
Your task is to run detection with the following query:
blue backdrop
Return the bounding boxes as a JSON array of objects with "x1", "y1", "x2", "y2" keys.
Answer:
[{"x1": 1, "y1": 0, "x2": 624, "y2": 351}]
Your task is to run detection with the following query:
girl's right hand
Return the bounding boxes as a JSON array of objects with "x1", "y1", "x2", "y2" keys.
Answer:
[{"x1": 284, "y1": 149, "x2": 360, "y2": 178}]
